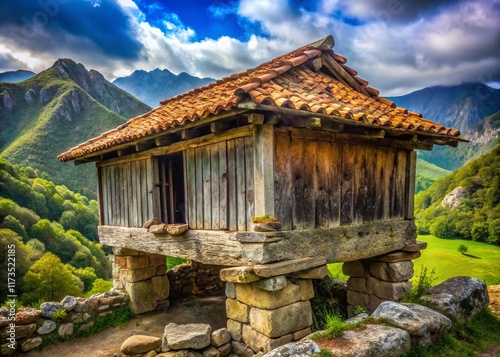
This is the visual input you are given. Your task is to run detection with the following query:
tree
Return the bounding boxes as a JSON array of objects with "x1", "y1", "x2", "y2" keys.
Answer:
[
  {"x1": 22, "y1": 252, "x2": 82, "y2": 305},
  {"x1": 457, "y1": 245, "x2": 468, "y2": 254}
]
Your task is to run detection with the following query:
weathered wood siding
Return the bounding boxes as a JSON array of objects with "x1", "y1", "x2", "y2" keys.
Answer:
[
  {"x1": 185, "y1": 137, "x2": 254, "y2": 231},
  {"x1": 274, "y1": 130, "x2": 413, "y2": 230},
  {"x1": 99, "y1": 158, "x2": 154, "y2": 227}
]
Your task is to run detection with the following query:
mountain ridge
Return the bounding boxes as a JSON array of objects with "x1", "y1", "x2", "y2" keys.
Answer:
[{"x1": 0, "y1": 69, "x2": 36, "y2": 83}]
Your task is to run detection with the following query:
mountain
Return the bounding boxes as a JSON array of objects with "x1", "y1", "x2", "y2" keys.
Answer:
[
  {"x1": 0, "y1": 70, "x2": 36, "y2": 83},
  {"x1": 388, "y1": 83, "x2": 500, "y2": 133},
  {"x1": 415, "y1": 144, "x2": 500, "y2": 244},
  {"x1": 415, "y1": 157, "x2": 451, "y2": 193},
  {"x1": 113, "y1": 68, "x2": 215, "y2": 107},
  {"x1": 0, "y1": 59, "x2": 151, "y2": 197}
]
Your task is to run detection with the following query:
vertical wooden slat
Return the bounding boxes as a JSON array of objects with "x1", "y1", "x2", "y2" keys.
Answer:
[
  {"x1": 394, "y1": 150, "x2": 407, "y2": 219},
  {"x1": 109, "y1": 165, "x2": 116, "y2": 226},
  {"x1": 244, "y1": 136, "x2": 255, "y2": 230},
  {"x1": 141, "y1": 159, "x2": 149, "y2": 226},
  {"x1": 274, "y1": 132, "x2": 293, "y2": 230},
  {"x1": 146, "y1": 158, "x2": 153, "y2": 222},
  {"x1": 374, "y1": 148, "x2": 386, "y2": 221},
  {"x1": 202, "y1": 145, "x2": 212, "y2": 229},
  {"x1": 152, "y1": 157, "x2": 161, "y2": 221},
  {"x1": 122, "y1": 162, "x2": 129, "y2": 227},
  {"x1": 195, "y1": 147, "x2": 204, "y2": 229},
  {"x1": 291, "y1": 137, "x2": 305, "y2": 229},
  {"x1": 106, "y1": 166, "x2": 112, "y2": 225},
  {"x1": 340, "y1": 144, "x2": 354, "y2": 225},
  {"x1": 364, "y1": 147, "x2": 377, "y2": 223},
  {"x1": 210, "y1": 144, "x2": 220, "y2": 229},
  {"x1": 252, "y1": 125, "x2": 275, "y2": 217},
  {"x1": 130, "y1": 161, "x2": 138, "y2": 227},
  {"x1": 97, "y1": 166, "x2": 105, "y2": 225},
  {"x1": 353, "y1": 146, "x2": 366, "y2": 224},
  {"x1": 302, "y1": 140, "x2": 317, "y2": 229},
  {"x1": 315, "y1": 141, "x2": 341, "y2": 228},
  {"x1": 227, "y1": 140, "x2": 237, "y2": 231},
  {"x1": 235, "y1": 138, "x2": 247, "y2": 231},
  {"x1": 405, "y1": 151, "x2": 417, "y2": 220},
  {"x1": 185, "y1": 149, "x2": 196, "y2": 229},
  {"x1": 218, "y1": 142, "x2": 228, "y2": 230},
  {"x1": 385, "y1": 148, "x2": 396, "y2": 220}
]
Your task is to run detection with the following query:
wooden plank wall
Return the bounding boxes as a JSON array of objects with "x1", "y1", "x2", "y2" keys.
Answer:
[
  {"x1": 274, "y1": 131, "x2": 411, "y2": 230},
  {"x1": 100, "y1": 159, "x2": 154, "y2": 227},
  {"x1": 184, "y1": 137, "x2": 254, "y2": 231}
]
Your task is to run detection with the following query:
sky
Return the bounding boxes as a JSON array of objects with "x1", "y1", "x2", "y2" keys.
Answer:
[{"x1": 0, "y1": 0, "x2": 499, "y2": 96}]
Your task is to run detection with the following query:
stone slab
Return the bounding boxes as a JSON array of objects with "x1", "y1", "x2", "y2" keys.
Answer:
[
  {"x1": 253, "y1": 256, "x2": 326, "y2": 278},
  {"x1": 236, "y1": 282, "x2": 300, "y2": 309},
  {"x1": 219, "y1": 266, "x2": 260, "y2": 283},
  {"x1": 401, "y1": 241, "x2": 427, "y2": 252},
  {"x1": 369, "y1": 251, "x2": 421, "y2": 263},
  {"x1": 286, "y1": 265, "x2": 329, "y2": 279}
]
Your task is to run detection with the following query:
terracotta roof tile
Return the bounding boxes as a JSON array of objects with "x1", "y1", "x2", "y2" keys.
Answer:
[{"x1": 58, "y1": 35, "x2": 462, "y2": 162}]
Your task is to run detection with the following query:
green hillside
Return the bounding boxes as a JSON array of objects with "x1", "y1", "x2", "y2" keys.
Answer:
[
  {"x1": 0, "y1": 157, "x2": 111, "y2": 305},
  {"x1": 0, "y1": 59, "x2": 151, "y2": 197},
  {"x1": 415, "y1": 144, "x2": 500, "y2": 245},
  {"x1": 415, "y1": 158, "x2": 451, "y2": 193}
]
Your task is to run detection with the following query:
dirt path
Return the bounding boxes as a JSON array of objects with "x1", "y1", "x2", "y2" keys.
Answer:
[{"x1": 23, "y1": 295, "x2": 227, "y2": 357}]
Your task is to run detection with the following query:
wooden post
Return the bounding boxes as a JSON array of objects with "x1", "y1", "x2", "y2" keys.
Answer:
[
  {"x1": 405, "y1": 151, "x2": 416, "y2": 220},
  {"x1": 253, "y1": 124, "x2": 275, "y2": 218}
]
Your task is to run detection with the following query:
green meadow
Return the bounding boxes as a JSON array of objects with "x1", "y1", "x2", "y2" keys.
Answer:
[{"x1": 328, "y1": 234, "x2": 500, "y2": 286}]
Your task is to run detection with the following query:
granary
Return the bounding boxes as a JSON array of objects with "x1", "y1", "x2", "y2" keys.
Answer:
[{"x1": 58, "y1": 35, "x2": 462, "y2": 353}]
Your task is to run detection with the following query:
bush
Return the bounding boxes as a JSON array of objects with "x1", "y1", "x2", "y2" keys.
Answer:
[
  {"x1": 430, "y1": 217, "x2": 453, "y2": 238},
  {"x1": 471, "y1": 222, "x2": 489, "y2": 242},
  {"x1": 403, "y1": 266, "x2": 436, "y2": 303},
  {"x1": 457, "y1": 245, "x2": 468, "y2": 254}
]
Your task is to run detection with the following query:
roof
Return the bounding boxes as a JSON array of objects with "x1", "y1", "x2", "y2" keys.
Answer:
[{"x1": 58, "y1": 35, "x2": 461, "y2": 162}]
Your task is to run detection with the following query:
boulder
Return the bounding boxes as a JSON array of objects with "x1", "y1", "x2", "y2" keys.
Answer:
[
  {"x1": 420, "y1": 276, "x2": 489, "y2": 322},
  {"x1": 121, "y1": 335, "x2": 162, "y2": 355},
  {"x1": 316, "y1": 324, "x2": 411, "y2": 357},
  {"x1": 163, "y1": 323, "x2": 212, "y2": 351},
  {"x1": 40, "y1": 302, "x2": 62, "y2": 318},
  {"x1": 14, "y1": 308, "x2": 40, "y2": 324},
  {"x1": 441, "y1": 186, "x2": 467, "y2": 209},
  {"x1": 371, "y1": 301, "x2": 428, "y2": 336},
  {"x1": 21, "y1": 337, "x2": 43, "y2": 352},
  {"x1": 402, "y1": 303, "x2": 452, "y2": 345},
  {"x1": 261, "y1": 340, "x2": 320, "y2": 357},
  {"x1": 58, "y1": 323, "x2": 74, "y2": 338},
  {"x1": 211, "y1": 328, "x2": 231, "y2": 347},
  {"x1": 202, "y1": 345, "x2": 220, "y2": 357},
  {"x1": 37, "y1": 320, "x2": 57, "y2": 335},
  {"x1": 61, "y1": 296, "x2": 78, "y2": 311}
]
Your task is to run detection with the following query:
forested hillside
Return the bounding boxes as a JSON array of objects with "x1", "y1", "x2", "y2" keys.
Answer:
[
  {"x1": 415, "y1": 144, "x2": 500, "y2": 244},
  {"x1": 0, "y1": 59, "x2": 151, "y2": 198},
  {"x1": 0, "y1": 157, "x2": 111, "y2": 305}
]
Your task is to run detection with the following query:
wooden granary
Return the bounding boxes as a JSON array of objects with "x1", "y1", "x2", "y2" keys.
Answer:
[{"x1": 59, "y1": 36, "x2": 462, "y2": 353}]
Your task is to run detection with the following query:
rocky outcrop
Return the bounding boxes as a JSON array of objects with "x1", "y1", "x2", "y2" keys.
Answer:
[
  {"x1": 420, "y1": 276, "x2": 489, "y2": 322},
  {"x1": 441, "y1": 186, "x2": 468, "y2": 210}
]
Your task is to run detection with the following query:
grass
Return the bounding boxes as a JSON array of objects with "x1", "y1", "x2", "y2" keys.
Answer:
[
  {"x1": 416, "y1": 158, "x2": 451, "y2": 180},
  {"x1": 414, "y1": 235, "x2": 500, "y2": 285}
]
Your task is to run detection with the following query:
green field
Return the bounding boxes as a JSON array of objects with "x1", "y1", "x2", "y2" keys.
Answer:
[
  {"x1": 328, "y1": 234, "x2": 500, "y2": 285},
  {"x1": 413, "y1": 235, "x2": 500, "y2": 286}
]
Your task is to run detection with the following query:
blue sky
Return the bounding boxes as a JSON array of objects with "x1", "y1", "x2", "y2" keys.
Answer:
[{"x1": 0, "y1": 0, "x2": 499, "y2": 95}]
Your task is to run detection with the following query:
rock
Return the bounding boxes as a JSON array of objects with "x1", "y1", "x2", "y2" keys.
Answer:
[
  {"x1": 125, "y1": 280, "x2": 163, "y2": 314},
  {"x1": 287, "y1": 265, "x2": 329, "y2": 279},
  {"x1": 217, "y1": 342, "x2": 232, "y2": 356},
  {"x1": 40, "y1": 302, "x2": 62, "y2": 318},
  {"x1": 150, "y1": 224, "x2": 168, "y2": 234},
  {"x1": 292, "y1": 327, "x2": 312, "y2": 340},
  {"x1": 61, "y1": 296, "x2": 78, "y2": 311},
  {"x1": 11, "y1": 323, "x2": 37, "y2": 339},
  {"x1": 211, "y1": 328, "x2": 231, "y2": 347},
  {"x1": 369, "y1": 261, "x2": 414, "y2": 282},
  {"x1": 401, "y1": 241, "x2": 427, "y2": 252},
  {"x1": 58, "y1": 323, "x2": 74, "y2": 338},
  {"x1": 371, "y1": 301, "x2": 428, "y2": 336},
  {"x1": 420, "y1": 276, "x2": 489, "y2": 322},
  {"x1": 226, "y1": 298, "x2": 250, "y2": 323},
  {"x1": 143, "y1": 218, "x2": 161, "y2": 229},
  {"x1": 252, "y1": 222, "x2": 282, "y2": 232},
  {"x1": 14, "y1": 308, "x2": 41, "y2": 324},
  {"x1": 21, "y1": 337, "x2": 42, "y2": 352},
  {"x1": 225, "y1": 283, "x2": 236, "y2": 298},
  {"x1": 368, "y1": 278, "x2": 411, "y2": 301},
  {"x1": 369, "y1": 251, "x2": 421, "y2": 263},
  {"x1": 162, "y1": 323, "x2": 212, "y2": 351},
  {"x1": 261, "y1": 340, "x2": 320, "y2": 357},
  {"x1": 231, "y1": 341, "x2": 254, "y2": 357},
  {"x1": 236, "y1": 282, "x2": 300, "y2": 310},
  {"x1": 319, "y1": 324, "x2": 411, "y2": 357},
  {"x1": 342, "y1": 260, "x2": 366, "y2": 277},
  {"x1": 0, "y1": 342, "x2": 15, "y2": 356},
  {"x1": 143, "y1": 351, "x2": 158, "y2": 357},
  {"x1": 441, "y1": 186, "x2": 467, "y2": 209},
  {"x1": 202, "y1": 346, "x2": 220, "y2": 357},
  {"x1": 402, "y1": 303, "x2": 452, "y2": 345},
  {"x1": 116, "y1": 255, "x2": 149, "y2": 269},
  {"x1": 122, "y1": 266, "x2": 157, "y2": 283},
  {"x1": 227, "y1": 319, "x2": 242, "y2": 341},
  {"x1": 121, "y1": 335, "x2": 162, "y2": 355},
  {"x1": 253, "y1": 276, "x2": 288, "y2": 292},
  {"x1": 343, "y1": 313, "x2": 369, "y2": 325},
  {"x1": 249, "y1": 301, "x2": 312, "y2": 338},
  {"x1": 295, "y1": 280, "x2": 314, "y2": 301},
  {"x1": 235, "y1": 232, "x2": 283, "y2": 243},
  {"x1": 242, "y1": 325, "x2": 292, "y2": 353},
  {"x1": 220, "y1": 267, "x2": 260, "y2": 283},
  {"x1": 253, "y1": 257, "x2": 326, "y2": 278},
  {"x1": 37, "y1": 320, "x2": 57, "y2": 335},
  {"x1": 166, "y1": 223, "x2": 189, "y2": 236}
]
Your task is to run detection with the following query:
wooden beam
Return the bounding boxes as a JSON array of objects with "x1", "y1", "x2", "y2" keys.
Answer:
[
  {"x1": 405, "y1": 151, "x2": 416, "y2": 220},
  {"x1": 265, "y1": 114, "x2": 282, "y2": 125},
  {"x1": 117, "y1": 147, "x2": 135, "y2": 157},
  {"x1": 210, "y1": 121, "x2": 231, "y2": 133},
  {"x1": 247, "y1": 113, "x2": 265, "y2": 124},
  {"x1": 155, "y1": 135, "x2": 177, "y2": 147},
  {"x1": 305, "y1": 57, "x2": 323, "y2": 72},
  {"x1": 323, "y1": 55, "x2": 371, "y2": 96},
  {"x1": 253, "y1": 124, "x2": 275, "y2": 218},
  {"x1": 344, "y1": 126, "x2": 385, "y2": 138},
  {"x1": 306, "y1": 117, "x2": 344, "y2": 132},
  {"x1": 181, "y1": 128, "x2": 204, "y2": 140}
]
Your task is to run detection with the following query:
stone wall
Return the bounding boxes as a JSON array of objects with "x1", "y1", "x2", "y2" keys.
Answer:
[
  {"x1": 167, "y1": 262, "x2": 224, "y2": 299},
  {"x1": 111, "y1": 248, "x2": 169, "y2": 314},
  {"x1": 0, "y1": 290, "x2": 127, "y2": 356},
  {"x1": 343, "y1": 242, "x2": 426, "y2": 317}
]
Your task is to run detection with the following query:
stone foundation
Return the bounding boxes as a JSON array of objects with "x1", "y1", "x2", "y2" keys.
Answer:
[
  {"x1": 343, "y1": 242, "x2": 426, "y2": 317},
  {"x1": 220, "y1": 257, "x2": 327, "y2": 354},
  {"x1": 111, "y1": 248, "x2": 169, "y2": 314}
]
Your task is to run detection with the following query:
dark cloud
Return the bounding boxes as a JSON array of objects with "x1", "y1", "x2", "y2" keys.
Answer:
[
  {"x1": 0, "y1": 53, "x2": 29, "y2": 72},
  {"x1": 0, "y1": 0, "x2": 143, "y2": 59}
]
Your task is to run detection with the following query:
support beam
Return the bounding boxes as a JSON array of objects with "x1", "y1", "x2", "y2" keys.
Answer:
[
  {"x1": 247, "y1": 113, "x2": 265, "y2": 124},
  {"x1": 181, "y1": 128, "x2": 204, "y2": 140},
  {"x1": 253, "y1": 124, "x2": 275, "y2": 218},
  {"x1": 210, "y1": 121, "x2": 231, "y2": 133},
  {"x1": 305, "y1": 117, "x2": 344, "y2": 132},
  {"x1": 155, "y1": 135, "x2": 177, "y2": 147},
  {"x1": 135, "y1": 141, "x2": 156, "y2": 152}
]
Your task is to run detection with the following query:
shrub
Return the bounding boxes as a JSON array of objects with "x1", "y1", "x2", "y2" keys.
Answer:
[
  {"x1": 403, "y1": 266, "x2": 436, "y2": 303},
  {"x1": 457, "y1": 245, "x2": 468, "y2": 254},
  {"x1": 430, "y1": 216, "x2": 453, "y2": 238}
]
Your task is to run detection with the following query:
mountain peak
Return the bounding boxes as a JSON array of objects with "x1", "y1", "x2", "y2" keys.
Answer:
[{"x1": 0, "y1": 70, "x2": 36, "y2": 83}]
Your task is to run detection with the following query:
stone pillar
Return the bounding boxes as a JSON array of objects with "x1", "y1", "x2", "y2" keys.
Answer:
[
  {"x1": 343, "y1": 241, "x2": 426, "y2": 317},
  {"x1": 110, "y1": 247, "x2": 169, "y2": 314},
  {"x1": 220, "y1": 257, "x2": 327, "y2": 354}
]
